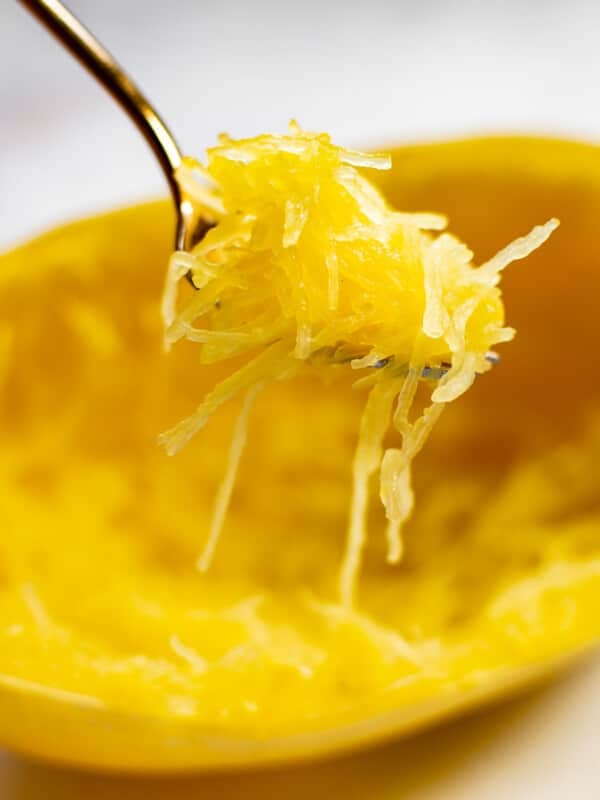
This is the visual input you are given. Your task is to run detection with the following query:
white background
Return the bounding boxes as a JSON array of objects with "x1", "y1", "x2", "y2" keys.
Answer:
[{"x1": 1, "y1": 0, "x2": 599, "y2": 796}]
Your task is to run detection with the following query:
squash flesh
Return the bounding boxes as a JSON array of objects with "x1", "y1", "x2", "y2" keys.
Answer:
[{"x1": 0, "y1": 137, "x2": 599, "y2": 769}]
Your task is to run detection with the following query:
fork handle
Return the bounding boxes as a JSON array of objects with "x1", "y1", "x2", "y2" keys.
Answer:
[{"x1": 17, "y1": 0, "x2": 183, "y2": 203}]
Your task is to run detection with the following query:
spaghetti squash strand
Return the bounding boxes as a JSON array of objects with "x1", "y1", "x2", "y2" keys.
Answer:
[
  {"x1": 340, "y1": 380, "x2": 399, "y2": 606},
  {"x1": 159, "y1": 339, "x2": 292, "y2": 455},
  {"x1": 197, "y1": 385, "x2": 261, "y2": 572}
]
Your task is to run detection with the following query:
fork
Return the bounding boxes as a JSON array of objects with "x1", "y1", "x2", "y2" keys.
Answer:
[{"x1": 17, "y1": 0, "x2": 208, "y2": 254}]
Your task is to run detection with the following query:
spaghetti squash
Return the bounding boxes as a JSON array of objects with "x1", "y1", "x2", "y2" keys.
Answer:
[
  {"x1": 161, "y1": 125, "x2": 556, "y2": 604},
  {"x1": 0, "y1": 137, "x2": 598, "y2": 772}
]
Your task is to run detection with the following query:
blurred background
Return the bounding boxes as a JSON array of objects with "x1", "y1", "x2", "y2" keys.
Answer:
[{"x1": 1, "y1": 0, "x2": 600, "y2": 796}]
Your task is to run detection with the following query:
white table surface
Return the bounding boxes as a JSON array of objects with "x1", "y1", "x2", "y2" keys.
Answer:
[{"x1": 1, "y1": 0, "x2": 599, "y2": 796}]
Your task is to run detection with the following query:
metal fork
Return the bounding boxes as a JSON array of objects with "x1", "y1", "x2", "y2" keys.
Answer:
[{"x1": 17, "y1": 0, "x2": 207, "y2": 254}]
